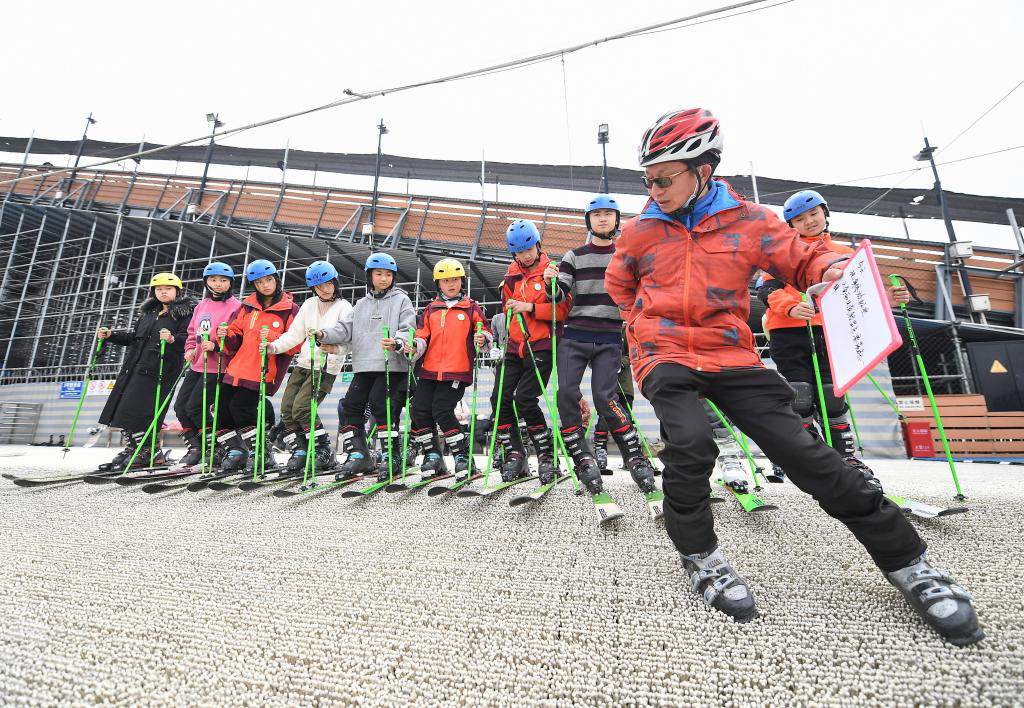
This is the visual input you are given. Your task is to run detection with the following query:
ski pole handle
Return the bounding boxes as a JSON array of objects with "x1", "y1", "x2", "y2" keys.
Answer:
[
  {"x1": 218, "y1": 321, "x2": 228, "y2": 350},
  {"x1": 889, "y1": 274, "x2": 908, "y2": 312}
]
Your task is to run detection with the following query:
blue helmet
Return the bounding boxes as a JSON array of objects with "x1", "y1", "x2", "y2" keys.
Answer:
[
  {"x1": 306, "y1": 260, "x2": 338, "y2": 287},
  {"x1": 245, "y1": 259, "x2": 278, "y2": 283},
  {"x1": 506, "y1": 220, "x2": 541, "y2": 254},
  {"x1": 365, "y1": 252, "x2": 397, "y2": 272},
  {"x1": 783, "y1": 190, "x2": 828, "y2": 224},
  {"x1": 585, "y1": 194, "x2": 621, "y2": 234},
  {"x1": 203, "y1": 261, "x2": 234, "y2": 279}
]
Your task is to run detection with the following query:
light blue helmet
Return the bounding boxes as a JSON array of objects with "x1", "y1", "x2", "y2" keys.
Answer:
[
  {"x1": 584, "y1": 194, "x2": 621, "y2": 234},
  {"x1": 783, "y1": 190, "x2": 828, "y2": 224},
  {"x1": 364, "y1": 252, "x2": 397, "y2": 272},
  {"x1": 505, "y1": 220, "x2": 541, "y2": 254},
  {"x1": 305, "y1": 260, "x2": 338, "y2": 287},
  {"x1": 203, "y1": 261, "x2": 234, "y2": 279},
  {"x1": 245, "y1": 259, "x2": 278, "y2": 283}
]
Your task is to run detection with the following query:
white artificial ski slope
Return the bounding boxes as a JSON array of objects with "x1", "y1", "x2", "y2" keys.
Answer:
[{"x1": 0, "y1": 446, "x2": 1020, "y2": 705}]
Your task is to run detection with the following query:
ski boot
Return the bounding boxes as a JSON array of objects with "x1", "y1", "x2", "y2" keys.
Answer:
[
  {"x1": 766, "y1": 463, "x2": 786, "y2": 483},
  {"x1": 561, "y1": 425, "x2": 602, "y2": 494},
  {"x1": 444, "y1": 427, "x2": 473, "y2": 477},
  {"x1": 680, "y1": 546, "x2": 759, "y2": 623},
  {"x1": 613, "y1": 426, "x2": 657, "y2": 493},
  {"x1": 171, "y1": 430, "x2": 203, "y2": 471},
  {"x1": 496, "y1": 424, "x2": 529, "y2": 483},
  {"x1": 335, "y1": 426, "x2": 376, "y2": 480},
  {"x1": 410, "y1": 427, "x2": 442, "y2": 478},
  {"x1": 219, "y1": 430, "x2": 249, "y2": 473},
  {"x1": 593, "y1": 430, "x2": 611, "y2": 476},
  {"x1": 528, "y1": 425, "x2": 558, "y2": 486},
  {"x1": 310, "y1": 426, "x2": 337, "y2": 473},
  {"x1": 828, "y1": 421, "x2": 857, "y2": 457},
  {"x1": 283, "y1": 427, "x2": 308, "y2": 473},
  {"x1": 713, "y1": 428, "x2": 749, "y2": 494},
  {"x1": 267, "y1": 420, "x2": 288, "y2": 453},
  {"x1": 375, "y1": 427, "x2": 402, "y2": 483},
  {"x1": 887, "y1": 553, "x2": 983, "y2": 646},
  {"x1": 245, "y1": 432, "x2": 274, "y2": 475},
  {"x1": 96, "y1": 431, "x2": 142, "y2": 471}
]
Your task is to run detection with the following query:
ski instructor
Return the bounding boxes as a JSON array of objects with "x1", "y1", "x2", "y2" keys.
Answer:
[{"x1": 605, "y1": 108, "x2": 982, "y2": 645}]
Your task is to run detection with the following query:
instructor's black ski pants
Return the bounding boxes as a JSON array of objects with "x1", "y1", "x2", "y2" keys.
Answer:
[{"x1": 641, "y1": 362, "x2": 925, "y2": 572}]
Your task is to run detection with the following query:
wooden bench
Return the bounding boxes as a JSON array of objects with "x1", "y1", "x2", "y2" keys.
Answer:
[{"x1": 902, "y1": 394, "x2": 1024, "y2": 456}]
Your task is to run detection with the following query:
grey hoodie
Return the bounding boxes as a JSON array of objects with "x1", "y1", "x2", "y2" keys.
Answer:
[{"x1": 320, "y1": 287, "x2": 416, "y2": 373}]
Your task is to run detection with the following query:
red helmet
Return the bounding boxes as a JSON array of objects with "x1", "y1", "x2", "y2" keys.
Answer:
[{"x1": 638, "y1": 108, "x2": 723, "y2": 167}]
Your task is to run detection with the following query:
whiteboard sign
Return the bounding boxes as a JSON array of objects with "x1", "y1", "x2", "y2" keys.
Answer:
[{"x1": 817, "y1": 240, "x2": 903, "y2": 397}]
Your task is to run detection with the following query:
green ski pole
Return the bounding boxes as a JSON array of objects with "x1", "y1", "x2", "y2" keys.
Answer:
[
  {"x1": 383, "y1": 325, "x2": 394, "y2": 483},
  {"x1": 484, "y1": 310, "x2": 513, "y2": 487},
  {"x1": 466, "y1": 321, "x2": 483, "y2": 477},
  {"x1": 64, "y1": 336, "x2": 104, "y2": 457},
  {"x1": 151, "y1": 338, "x2": 166, "y2": 467},
  {"x1": 516, "y1": 313, "x2": 578, "y2": 489},
  {"x1": 303, "y1": 331, "x2": 319, "y2": 489},
  {"x1": 253, "y1": 325, "x2": 269, "y2": 481},
  {"x1": 705, "y1": 398, "x2": 763, "y2": 489},
  {"x1": 120, "y1": 365, "x2": 189, "y2": 474},
  {"x1": 399, "y1": 328, "x2": 415, "y2": 483},
  {"x1": 867, "y1": 372, "x2": 903, "y2": 419},
  {"x1": 208, "y1": 323, "x2": 227, "y2": 471},
  {"x1": 890, "y1": 274, "x2": 964, "y2": 500},
  {"x1": 803, "y1": 292, "x2": 833, "y2": 447},
  {"x1": 201, "y1": 331, "x2": 209, "y2": 473}
]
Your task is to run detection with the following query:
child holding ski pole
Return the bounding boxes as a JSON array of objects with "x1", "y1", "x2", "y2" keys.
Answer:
[
  {"x1": 263, "y1": 261, "x2": 352, "y2": 474},
  {"x1": 171, "y1": 262, "x2": 241, "y2": 473},
  {"x1": 605, "y1": 108, "x2": 981, "y2": 645},
  {"x1": 315, "y1": 252, "x2": 415, "y2": 482},
  {"x1": 494, "y1": 220, "x2": 571, "y2": 483},
  {"x1": 545, "y1": 194, "x2": 656, "y2": 495},
  {"x1": 215, "y1": 260, "x2": 299, "y2": 473},
  {"x1": 756, "y1": 190, "x2": 910, "y2": 482},
  {"x1": 95, "y1": 272, "x2": 195, "y2": 471},
  {"x1": 405, "y1": 258, "x2": 490, "y2": 478}
]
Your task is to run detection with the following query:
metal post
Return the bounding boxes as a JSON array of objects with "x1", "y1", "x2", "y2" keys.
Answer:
[
  {"x1": 238, "y1": 231, "x2": 252, "y2": 299},
  {"x1": 197, "y1": 113, "x2": 222, "y2": 208},
  {"x1": 1008, "y1": 208, "x2": 1024, "y2": 255},
  {"x1": 67, "y1": 113, "x2": 96, "y2": 201},
  {"x1": 0, "y1": 212, "x2": 27, "y2": 302},
  {"x1": 368, "y1": 118, "x2": 388, "y2": 234},
  {"x1": 749, "y1": 160, "x2": 759, "y2": 203},
  {"x1": 597, "y1": 123, "x2": 609, "y2": 194},
  {"x1": 172, "y1": 222, "x2": 184, "y2": 272}
]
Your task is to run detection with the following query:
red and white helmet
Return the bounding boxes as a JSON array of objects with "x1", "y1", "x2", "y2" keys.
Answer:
[{"x1": 638, "y1": 108, "x2": 723, "y2": 167}]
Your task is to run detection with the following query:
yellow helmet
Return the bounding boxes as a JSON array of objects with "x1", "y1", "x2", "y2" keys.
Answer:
[
  {"x1": 433, "y1": 258, "x2": 466, "y2": 281},
  {"x1": 150, "y1": 272, "x2": 183, "y2": 289}
]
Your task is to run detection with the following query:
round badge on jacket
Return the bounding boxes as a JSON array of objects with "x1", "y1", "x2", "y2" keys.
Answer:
[
  {"x1": 458, "y1": 313, "x2": 466, "y2": 320},
  {"x1": 534, "y1": 283, "x2": 541, "y2": 290},
  {"x1": 272, "y1": 321, "x2": 280, "y2": 328}
]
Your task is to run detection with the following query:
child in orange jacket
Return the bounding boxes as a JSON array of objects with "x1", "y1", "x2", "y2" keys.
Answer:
[
  {"x1": 405, "y1": 258, "x2": 490, "y2": 478},
  {"x1": 757, "y1": 190, "x2": 909, "y2": 481},
  {"x1": 494, "y1": 219, "x2": 570, "y2": 483},
  {"x1": 215, "y1": 259, "x2": 299, "y2": 473}
]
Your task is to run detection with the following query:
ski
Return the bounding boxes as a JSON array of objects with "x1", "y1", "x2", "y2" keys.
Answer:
[
  {"x1": 427, "y1": 472, "x2": 484, "y2": 497},
  {"x1": 645, "y1": 489, "x2": 665, "y2": 521},
  {"x1": 238, "y1": 472, "x2": 304, "y2": 492},
  {"x1": 456, "y1": 474, "x2": 539, "y2": 498},
  {"x1": 341, "y1": 478, "x2": 393, "y2": 498},
  {"x1": 82, "y1": 465, "x2": 173, "y2": 485},
  {"x1": 12, "y1": 469, "x2": 122, "y2": 487},
  {"x1": 209, "y1": 467, "x2": 288, "y2": 491},
  {"x1": 509, "y1": 474, "x2": 569, "y2": 507},
  {"x1": 716, "y1": 480, "x2": 778, "y2": 513},
  {"x1": 272, "y1": 473, "x2": 366, "y2": 498},
  {"x1": 886, "y1": 493, "x2": 969, "y2": 519},
  {"x1": 381, "y1": 467, "x2": 430, "y2": 492},
  {"x1": 592, "y1": 491, "x2": 625, "y2": 526},
  {"x1": 140, "y1": 468, "x2": 209, "y2": 493},
  {"x1": 387, "y1": 471, "x2": 451, "y2": 493},
  {"x1": 186, "y1": 469, "x2": 244, "y2": 492}
]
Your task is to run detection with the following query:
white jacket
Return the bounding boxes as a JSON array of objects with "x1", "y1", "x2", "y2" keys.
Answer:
[{"x1": 269, "y1": 296, "x2": 353, "y2": 375}]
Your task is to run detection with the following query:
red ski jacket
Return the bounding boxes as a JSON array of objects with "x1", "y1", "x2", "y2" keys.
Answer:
[
  {"x1": 502, "y1": 253, "x2": 571, "y2": 358},
  {"x1": 606, "y1": 182, "x2": 843, "y2": 387},
  {"x1": 223, "y1": 291, "x2": 300, "y2": 395},
  {"x1": 413, "y1": 296, "x2": 491, "y2": 383}
]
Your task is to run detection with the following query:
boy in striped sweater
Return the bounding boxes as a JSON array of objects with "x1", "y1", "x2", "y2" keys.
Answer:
[{"x1": 544, "y1": 195, "x2": 656, "y2": 495}]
